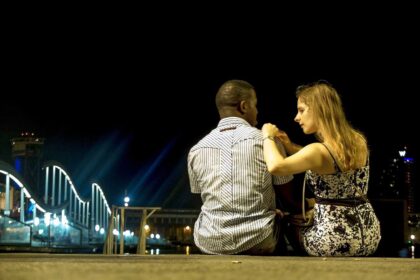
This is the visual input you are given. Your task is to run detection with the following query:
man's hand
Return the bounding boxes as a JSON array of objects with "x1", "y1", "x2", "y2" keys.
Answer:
[{"x1": 275, "y1": 208, "x2": 290, "y2": 219}]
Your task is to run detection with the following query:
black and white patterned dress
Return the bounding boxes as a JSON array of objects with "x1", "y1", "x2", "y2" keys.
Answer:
[{"x1": 302, "y1": 150, "x2": 381, "y2": 256}]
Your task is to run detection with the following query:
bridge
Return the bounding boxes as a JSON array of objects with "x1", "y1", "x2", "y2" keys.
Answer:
[
  {"x1": 0, "y1": 159, "x2": 198, "y2": 254},
  {"x1": 0, "y1": 159, "x2": 114, "y2": 250}
]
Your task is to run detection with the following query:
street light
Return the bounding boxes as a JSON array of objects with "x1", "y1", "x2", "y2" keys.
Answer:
[{"x1": 124, "y1": 190, "x2": 130, "y2": 207}]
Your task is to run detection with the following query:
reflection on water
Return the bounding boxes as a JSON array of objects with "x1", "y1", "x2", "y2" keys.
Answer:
[
  {"x1": 150, "y1": 248, "x2": 160, "y2": 255},
  {"x1": 146, "y1": 245, "x2": 200, "y2": 255}
]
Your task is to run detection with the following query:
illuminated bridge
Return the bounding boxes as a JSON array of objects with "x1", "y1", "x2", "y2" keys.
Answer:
[
  {"x1": 0, "y1": 160, "x2": 112, "y2": 250},
  {"x1": 0, "y1": 159, "x2": 199, "y2": 253}
]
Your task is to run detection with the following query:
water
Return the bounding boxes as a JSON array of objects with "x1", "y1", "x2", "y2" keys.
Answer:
[{"x1": 147, "y1": 245, "x2": 201, "y2": 255}]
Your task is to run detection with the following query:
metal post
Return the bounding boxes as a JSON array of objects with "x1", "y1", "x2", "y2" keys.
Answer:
[
  {"x1": 64, "y1": 178, "x2": 68, "y2": 201},
  {"x1": 95, "y1": 186, "x2": 99, "y2": 230},
  {"x1": 138, "y1": 209, "x2": 147, "y2": 255},
  {"x1": 120, "y1": 207, "x2": 125, "y2": 255},
  {"x1": 5, "y1": 174, "x2": 10, "y2": 212},
  {"x1": 44, "y1": 167, "x2": 49, "y2": 204},
  {"x1": 78, "y1": 200, "x2": 81, "y2": 224},
  {"x1": 74, "y1": 193, "x2": 77, "y2": 220},
  {"x1": 20, "y1": 188, "x2": 25, "y2": 222},
  {"x1": 58, "y1": 171, "x2": 62, "y2": 205},
  {"x1": 51, "y1": 167, "x2": 55, "y2": 206},
  {"x1": 99, "y1": 194, "x2": 103, "y2": 229},
  {"x1": 69, "y1": 187, "x2": 72, "y2": 218},
  {"x1": 91, "y1": 184, "x2": 95, "y2": 234}
]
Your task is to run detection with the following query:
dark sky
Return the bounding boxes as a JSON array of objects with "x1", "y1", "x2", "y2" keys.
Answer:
[{"x1": 1, "y1": 8, "x2": 418, "y2": 208}]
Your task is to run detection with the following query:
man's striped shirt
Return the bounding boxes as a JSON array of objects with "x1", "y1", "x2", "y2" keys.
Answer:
[{"x1": 188, "y1": 117, "x2": 293, "y2": 254}]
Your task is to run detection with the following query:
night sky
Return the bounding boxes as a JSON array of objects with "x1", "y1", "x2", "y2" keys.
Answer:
[{"x1": 1, "y1": 8, "x2": 418, "y2": 209}]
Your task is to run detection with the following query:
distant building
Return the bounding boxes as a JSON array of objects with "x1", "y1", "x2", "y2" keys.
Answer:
[
  {"x1": 377, "y1": 146, "x2": 419, "y2": 250},
  {"x1": 378, "y1": 146, "x2": 416, "y2": 210},
  {"x1": 10, "y1": 132, "x2": 45, "y2": 194},
  {"x1": 403, "y1": 156, "x2": 416, "y2": 214}
]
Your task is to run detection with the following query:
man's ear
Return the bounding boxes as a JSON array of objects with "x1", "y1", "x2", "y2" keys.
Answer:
[{"x1": 238, "y1": 100, "x2": 247, "y2": 114}]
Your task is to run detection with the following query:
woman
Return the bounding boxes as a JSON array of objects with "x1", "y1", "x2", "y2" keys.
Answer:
[{"x1": 262, "y1": 81, "x2": 381, "y2": 256}]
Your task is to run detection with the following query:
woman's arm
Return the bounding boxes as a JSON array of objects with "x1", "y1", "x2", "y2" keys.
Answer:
[{"x1": 262, "y1": 123, "x2": 325, "y2": 176}]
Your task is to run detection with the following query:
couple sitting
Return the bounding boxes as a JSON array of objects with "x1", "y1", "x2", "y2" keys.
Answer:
[{"x1": 187, "y1": 80, "x2": 381, "y2": 256}]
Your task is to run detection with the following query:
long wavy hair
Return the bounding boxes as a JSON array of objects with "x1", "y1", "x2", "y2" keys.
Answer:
[{"x1": 296, "y1": 81, "x2": 368, "y2": 171}]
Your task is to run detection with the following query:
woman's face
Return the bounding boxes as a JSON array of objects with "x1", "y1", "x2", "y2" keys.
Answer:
[{"x1": 294, "y1": 98, "x2": 317, "y2": 134}]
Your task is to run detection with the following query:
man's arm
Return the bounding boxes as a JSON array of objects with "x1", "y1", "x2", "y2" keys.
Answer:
[{"x1": 187, "y1": 151, "x2": 201, "y2": 194}]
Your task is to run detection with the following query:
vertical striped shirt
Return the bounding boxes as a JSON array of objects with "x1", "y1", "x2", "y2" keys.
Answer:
[{"x1": 188, "y1": 117, "x2": 293, "y2": 254}]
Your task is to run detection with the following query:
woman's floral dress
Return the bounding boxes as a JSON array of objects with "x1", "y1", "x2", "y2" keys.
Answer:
[{"x1": 302, "y1": 150, "x2": 381, "y2": 256}]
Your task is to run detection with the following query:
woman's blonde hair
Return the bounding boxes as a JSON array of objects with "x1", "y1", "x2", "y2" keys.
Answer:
[{"x1": 296, "y1": 81, "x2": 368, "y2": 170}]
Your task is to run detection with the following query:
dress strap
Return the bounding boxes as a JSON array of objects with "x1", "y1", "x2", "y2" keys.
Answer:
[{"x1": 321, "y1": 143, "x2": 342, "y2": 172}]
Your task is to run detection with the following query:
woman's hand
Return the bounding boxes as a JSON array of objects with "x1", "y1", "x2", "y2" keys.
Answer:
[
  {"x1": 275, "y1": 129, "x2": 292, "y2": 146},
  {"x1": 262, "y1": 123, "x2": 299, "y2": 155},
  {"x1": 262, "y1": 123, "x2": 291, "y2": 144},
  {"x1": 262, "y1": 123, "x2": 280, "y2": 138}
]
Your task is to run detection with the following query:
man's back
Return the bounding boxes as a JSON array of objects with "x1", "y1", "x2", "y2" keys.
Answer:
[{"x1": 188, "y1": 117, "x2": 292, "y2": 254}]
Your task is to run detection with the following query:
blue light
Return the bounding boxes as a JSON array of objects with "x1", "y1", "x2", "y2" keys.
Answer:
[
  {"x1": 403, "y1": 157, "x2": 414, "y2": 163},
  {"x1": 28, "y1": 201, "x2": 35, "y2": 214},
  {"x1": 14, "y1": 158, "x2": 22, "y2": 172}
]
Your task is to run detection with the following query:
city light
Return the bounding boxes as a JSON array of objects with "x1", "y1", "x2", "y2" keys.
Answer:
[
  {"x1": 61, "y1": 210, "x2": 68, "y2": 225},
  {"x1": 53, "y1": 216, "x2": 60, "y2": 227},
  {"x1": 44, "y1": 213, "x2": 51, "y2": 226},
  {"x1": 124, "y1": 194, "x2": 130, "y2": 207}
]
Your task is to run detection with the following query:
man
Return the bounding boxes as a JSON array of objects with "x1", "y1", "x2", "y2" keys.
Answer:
[{"x1": 187, "y1": 79, "x2": 293, "y2": 255}]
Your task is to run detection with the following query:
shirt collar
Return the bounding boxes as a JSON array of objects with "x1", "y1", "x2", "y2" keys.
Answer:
[{"x1": 217, "y1": 117, "x2": 251, "y2": 128}]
